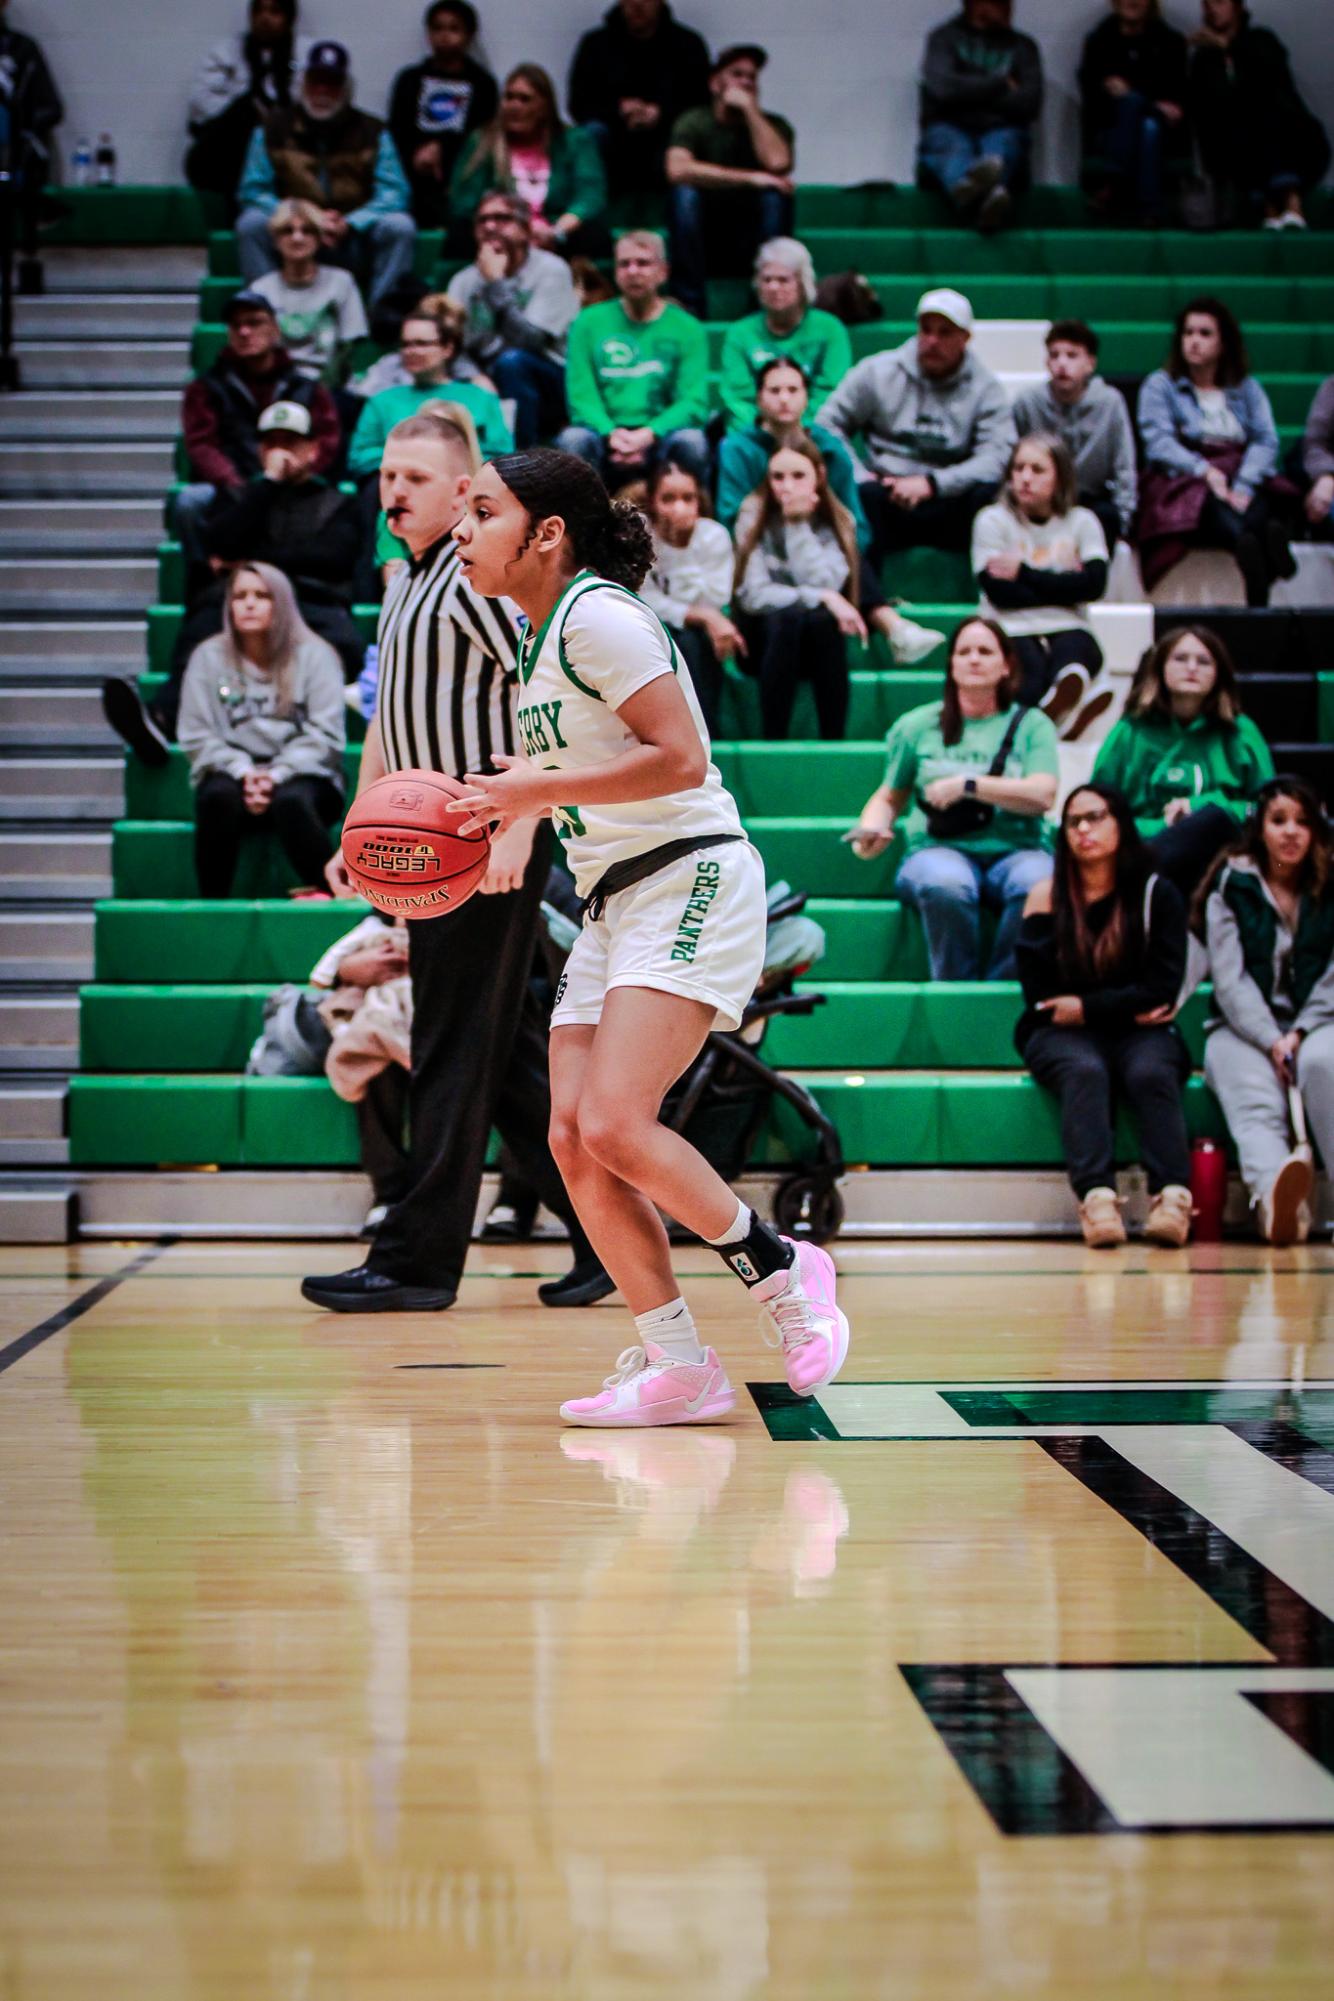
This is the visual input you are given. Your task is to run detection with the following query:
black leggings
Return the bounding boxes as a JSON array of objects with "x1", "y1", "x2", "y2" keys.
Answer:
[
  {"x1": 739, "y1": 604, "x2": 849, "y2": 741},
  {"x1": 193, "y1": 770, "x2": 342, "y2": 898},
  {"x1": 666, "y1": 621, "x2": 723, "y2": 738},
  {"x1": 1194, "y1": 489, "x2": 1292, "y2": 609},
  {"x1": 1146, "y1": 803, "x2": 1236, "y2": 897},
  {"x1": 1023, "y1": 1021, "x2": 1192, "y2": 1199},
  {"x1": 1011, "y1": 627, "x2": 1104, "y2": 707}
]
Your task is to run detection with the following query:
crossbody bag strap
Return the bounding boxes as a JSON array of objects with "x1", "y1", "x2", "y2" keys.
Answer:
[{"x1": 986, "y1": 703, "x2": 1029, "y2": 779}]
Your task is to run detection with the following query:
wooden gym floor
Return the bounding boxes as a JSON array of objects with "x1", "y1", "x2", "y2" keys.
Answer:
[{"x1": 2, "y1": 1237, "x2": 1333, "y2": 1998}]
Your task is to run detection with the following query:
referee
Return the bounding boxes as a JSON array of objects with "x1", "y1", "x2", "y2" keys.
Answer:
[{"x1": 302, "y1": 403, "x2": 610, "y2": 1312}]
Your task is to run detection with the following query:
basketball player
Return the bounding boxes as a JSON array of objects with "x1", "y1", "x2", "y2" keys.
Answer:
[
  {"x1": 452, "y1": 448, "x2": 850, "y2": 1425},
  {"x1": 301, "y1": 409, "x2": 611, "y2": 1313}
]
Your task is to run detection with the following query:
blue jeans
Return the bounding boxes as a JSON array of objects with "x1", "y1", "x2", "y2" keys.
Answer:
[
  {"x1": 896, "y1": 844, "x2": 1053, "y2": 981},
  {"x1": 169, "y1": 480, "x2": 218, "y2": 572},
  {"x1": 555, "y1": 422, "x2": 713, "y2": 492},
  {"x1": 918, "y1": 122, "x2": 1029, "y2": 199},
  {"x1": 491, "y1": 347, "x2": 567, "y2": 448},
  {"x1": 666, "y1": 182, "x2": 794, "y2": 318},
  {"x1": 1097, "y1": 92, "x2": 1166, "y2": 220}
]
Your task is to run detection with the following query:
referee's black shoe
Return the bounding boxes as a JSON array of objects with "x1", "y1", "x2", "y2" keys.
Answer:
[
  {"x1": 538, "y1": 1257, "x2": 617, "y2": 1308},
  {"x1": 301, "y1": 1264, "x2": 456, "y2": 1312}
]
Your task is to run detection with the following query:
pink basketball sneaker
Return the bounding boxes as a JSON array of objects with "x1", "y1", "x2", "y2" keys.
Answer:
[
  {"x1": 753, "y1": 1238, "x2": 850, "y2": 1396},
  {"x1": 560, "y1": 1341, "x2": 736, "y2": 1428}
]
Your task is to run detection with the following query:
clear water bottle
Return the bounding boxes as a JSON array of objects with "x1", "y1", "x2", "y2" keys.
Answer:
[
  {"x1": 71, "y1": 137, "x2": 93, "y2": 187},
  {"x1": 95, "y1": 133, "x2": 116, "y2": 188}
]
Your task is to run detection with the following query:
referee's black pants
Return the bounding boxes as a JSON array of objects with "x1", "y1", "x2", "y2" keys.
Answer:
[{"x1": 367, "y1": 825, "x2": 591, "y2": 1291}]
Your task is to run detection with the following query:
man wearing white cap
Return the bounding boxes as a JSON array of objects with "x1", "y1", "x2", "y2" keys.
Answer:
[{"x1": 818, "y1": 287, "x2": 1014, "y2": 573}]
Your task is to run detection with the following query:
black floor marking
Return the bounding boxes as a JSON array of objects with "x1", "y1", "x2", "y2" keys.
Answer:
[
  {"x1": 395, "y1": 1363, "x2": 504, "y2": 1371},
  {"x1": 0, "y1": 1239, "x2": 178, "y2": 1378}
]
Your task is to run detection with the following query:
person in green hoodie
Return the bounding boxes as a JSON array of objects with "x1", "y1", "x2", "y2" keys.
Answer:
[
  {"x1": 717, "y1": 236, "x2": 851, "y2": 430},
  {"x1": 557, "y1": 229, "x2": 711, "y2": 491},
  {"x1": 448, "y1": 62, "x2": 608, "y2": 256},
  {"x1": 1092, "y1": 622, "x2": 1274, "y2": 892}
]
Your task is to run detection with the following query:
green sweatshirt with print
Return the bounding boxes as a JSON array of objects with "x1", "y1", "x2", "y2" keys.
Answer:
[
  {"x1": 1091, "y1": 709, "x2": 1275, "y2": 839},
  {"x1": 564, "y1": 298, "x2": 709, "y2": 435},
  {"x1": 717, "y1": 308, "x2": 853, "y2": 430}
]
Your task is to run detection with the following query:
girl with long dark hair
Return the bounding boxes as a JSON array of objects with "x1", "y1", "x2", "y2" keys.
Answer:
[
  {"x1": 1200, "y1": 776, "x2": 1334, "y2": 1243},
  {"x1": 849, "y1": 617, "x2": 1059, "y2": 980},
  {"x1": 1016, "y1": 780, "x2": 1194, "y2": 1247},
  {"x1": 453, "y1": 448, "x2": 850, "y2": 1426}
]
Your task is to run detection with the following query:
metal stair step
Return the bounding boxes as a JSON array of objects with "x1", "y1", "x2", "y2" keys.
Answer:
[
  {"x1": 0, "y1": 993, "x2": 79, "y2": 1070},
  {"x1": 0, "y1": 756, "x2": 124, "y2": 818},
  {"x1": 0, "y1": 443, "x2": 175, "y2": 496},
  {"x1": 0, "y1": 830, "x2": 112, "y2": 899},
  {"x1": 41, "y1": 245, "x2": 205, "y2": 292},
  {"x1": 16, "y1": 292, "x2": 196, "y2": 339},
  {"x1": 0, "y1": 1177, "x2": 74, "y2": 1241},
  {"x1": 0, "y1": 558, "x2": 156, "y2": 613},
  {"x1": 15, "y1": 341, "x2": 192, "y2": 390},
  {"x1": 0, "y1": 1083, "x2": 68, "y2": 1166},
  {"x1": 0, "y1": 908, "x2": 95, "y2": 981},
  {"x1": 0, "y1": 391, "x2": 180, "y2": 440},
  {"x1": 0, "y1": 499, "x2": 162, "y2": 555},
  {"x1": 0, "y1": 685, "x2": 113, "y2": 740},
  {"x1": 0, "y1": 620, "x2": 145, "y2": 671}
]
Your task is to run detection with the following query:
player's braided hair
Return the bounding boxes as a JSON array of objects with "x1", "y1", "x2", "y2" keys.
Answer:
[{"x1": 489, "y1": 448, "x2": 655, "y2": 592}]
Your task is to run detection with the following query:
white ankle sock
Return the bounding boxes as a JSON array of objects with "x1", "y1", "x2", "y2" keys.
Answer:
[
  {"x1": 705, "y1": 1199, "x2": 751, "y2": 1248},
  {"x1": 634, "y1": 1296, "x2": 705, "y2": 1363}
]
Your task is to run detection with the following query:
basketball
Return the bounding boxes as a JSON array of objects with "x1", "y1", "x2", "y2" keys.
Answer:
[{"x1": 340, "y1": 769, "x2": 491, "y2": 919}]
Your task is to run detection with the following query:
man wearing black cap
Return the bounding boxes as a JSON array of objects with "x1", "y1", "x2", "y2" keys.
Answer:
[
  {"x1": 665, "y1": 45, "x2": 794, "y2": 317},
  {"x1": 174, "y1": 289, "x2": 339, "y2": 579},
  {"x1": 236, "y1": 38, "x2": 417, "y2": 308}
]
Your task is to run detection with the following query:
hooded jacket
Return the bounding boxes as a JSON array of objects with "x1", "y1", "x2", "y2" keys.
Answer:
[
  {"x1": 181, "y1": 346, "x2": 340, "y2": 488},
  {"x1": 567, "y1": 4, "x2": 711, "y2": 168},
  {"x1": 816, "y1": 336, "x2": 1014, "y2": 498},
  {"x1": 919, "y1": 14, "x2": 1044, "y2": 134},
  {"x1": 1011, "y1": 376, "x2": 1138, "y2": 531},
  {"x1": 1205, "y1": 854, "x2": 1334, "y2": 1048},
  {"x1": 239, "y1": 101, "x2": 411, "y2": 222},
  {"x1": 1091, "y1": 707, "x2": 1275, "y2": 839},
  {"x1": 177, "y1": 631, "x2": 346, "y2": 789}
]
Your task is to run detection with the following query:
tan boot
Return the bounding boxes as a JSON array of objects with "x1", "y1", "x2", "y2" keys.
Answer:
[
  {"x1": 1079, "y1": 1186, "x2": 1126, "y2": 1248},
  {"x1": 1259, "y1": 1149, "x2": 1314, "y2": 1246},
  {"x1": 1144, "y1": 1183, "x2": 1192, "y2": 1247}
]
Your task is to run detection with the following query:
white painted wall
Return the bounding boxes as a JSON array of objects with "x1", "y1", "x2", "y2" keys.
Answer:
[{"x1": 19, "y1": 0, "x2": 1334, "y2": 190}]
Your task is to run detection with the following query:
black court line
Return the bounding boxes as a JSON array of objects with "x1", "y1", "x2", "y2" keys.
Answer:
[
  {"x1": 395, "y1": 1363, "x2": 505, "y2": 1371},
  {"x1": 0, "y1": 1239, "x2": 177, "y2": 1378}
]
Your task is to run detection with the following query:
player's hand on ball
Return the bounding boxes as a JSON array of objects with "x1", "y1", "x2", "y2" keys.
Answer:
[
  {"x1": 325, "y1": 851, "x2": 358, "y2": 897},
  {"x1": 456, "y1": 755, "x2": 552, "y2": 836}
]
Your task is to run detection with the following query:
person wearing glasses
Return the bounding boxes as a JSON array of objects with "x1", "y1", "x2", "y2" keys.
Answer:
[
  {"x1": 347, "y1": 299, "x2": 512, "y2": 476},
  {"x1": 1015, "y1": 781, "x2": 1194, "y2": 1249},
  {"x1": 250, "y1": 198, "x2": 369, "y2": 382}
]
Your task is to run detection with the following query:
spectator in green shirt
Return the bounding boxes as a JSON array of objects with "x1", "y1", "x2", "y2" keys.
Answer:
[
  {"x1": 665, "y1": 45, "x2": 795, "y2": 316},
  {"x1": 847, "y1": 616, "x2": 1058, "y2": 979},
  {"x1": 347, "y1": 300, "x2": 513, "y2": 477},
  {"x1": 448, "y1": 62, "x2": 609, "y2": 259},
  {"x1": 718, "y1": 237, "x2": 851, "y2": 430},
  {"x1": 1091, "y1": 622, "x2": 1275, "y2": 894},
  {"x1": 557, "y1": 229, "x2": 711, "y2": 491}
]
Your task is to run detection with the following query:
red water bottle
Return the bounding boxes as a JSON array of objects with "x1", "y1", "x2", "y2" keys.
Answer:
[{"x1": 1190, "y1": 1139, "x2": 1227, "y2": 1242}]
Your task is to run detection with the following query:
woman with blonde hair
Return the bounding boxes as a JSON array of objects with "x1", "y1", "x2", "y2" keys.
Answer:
[
  {"x1": 733, "y1": 436, "x2": 863, "y2": 739},
  {"x1": 449, "y1": 63, "x2": 608, "y2": 255},
  {"x1": 177, "y1": 561, "x2": 346, "y2": 898},
  {"x1": 251, "y1": 196, "x2": 368, "y2": 381},
  {"x1": 971, "y1": 431, "x2": 1110, "y2": 726}
]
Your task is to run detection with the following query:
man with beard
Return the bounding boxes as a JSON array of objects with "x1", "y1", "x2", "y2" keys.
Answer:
[{"x1": 236, "y1": 39, "x2": 416, "y2": 309}]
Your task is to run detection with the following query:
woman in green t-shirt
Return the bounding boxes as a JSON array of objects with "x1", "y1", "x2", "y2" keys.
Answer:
[
  {"x1": 848, "y1": 617, "x2": 1059, "y2": 979},
  {"x1": 1091, "y1": 622, "x2": 1274, "y2": 894}
]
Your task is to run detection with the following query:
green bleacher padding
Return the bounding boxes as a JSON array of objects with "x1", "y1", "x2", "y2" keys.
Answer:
[
  {"x1": 94, "y1": 899, "x2": 372, "y2": 983},
  {"x1": 80, "y1": 985, "x2": 269, "y2": 1072},
  {"x1": 799, "y1": 227, "x2": 1333, "y2": 282},
  {"x1": 240, "y1": 1078, "x2": 359, "y2": 1164},
  {"x1": 42, "y1": 185, "x2": 219, "y2": 245},
  {"x1": 110, "y1": 812, "x2": 899, "y2": 899},
  {"x1": 1319, "y1": 675, "x2": 1334, "y2": 744},
  {"x1": 157, "y1": 541, "x2": 184, "y2": 603},
  {"x1": 207, "y1": 227, "x2": 443, "y2": 279},
  {"x1": 66, "y1": 1064, "x2": 1226, "y2": 1169},
  {"x1": 716, "y1": 667, "x2": 944, "y2": 741},
  {"x1": 804, "y1": 900, "x2": 927, "y2": 980},
  {"x1": 880, "y1": 547, "x2": 976, "y2": 604},
  {"x1": 124, "y1": 745, "x2": 363, "y2": 821},
  {"x1": 67, "y1": 1074, "x2": 244, "y2": 1166}
]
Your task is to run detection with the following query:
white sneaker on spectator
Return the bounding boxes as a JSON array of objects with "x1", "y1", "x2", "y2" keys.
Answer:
[
  {"x1": 887, "y1": 615, "x2": 945, "y2": 666},
  {"x1": 1259, "y1": 1150, "x2": 1314, "y2": 1246},
  {"x1": 1040, "y1": 664, "x2": 1091, "y2": 731}
]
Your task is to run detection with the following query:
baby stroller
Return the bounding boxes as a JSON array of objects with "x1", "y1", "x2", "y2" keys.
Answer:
[{"x1": 544, "y1": 879, "x2": 846, "y2": 1244}]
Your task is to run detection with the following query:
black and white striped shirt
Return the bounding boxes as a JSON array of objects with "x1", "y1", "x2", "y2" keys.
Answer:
[{"x1": 375, "y1": 534, "x2": 521, "y2": 779}]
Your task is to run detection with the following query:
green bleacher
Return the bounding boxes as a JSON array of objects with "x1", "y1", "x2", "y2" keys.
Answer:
[{"x1": 70, "y1": 182, "x2": 1332, "y2": 1178}]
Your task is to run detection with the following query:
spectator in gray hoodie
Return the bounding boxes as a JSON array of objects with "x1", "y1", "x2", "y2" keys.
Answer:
[
  {"x1": 918, "y1": 0, "x2": 1044, "y2": 233},
  {"x1": 818, "y1": 287, "x2": 1014, "y2": 572},
  {"x1": 178, "y1": 561, "x2": 346, "y2": 898},
  {"x1": 445, "y1": 191, "x2": 579, "y2": 445},
  {"x1": 1012, "y1": 319, "x2": 1138, "y2": 548}
]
